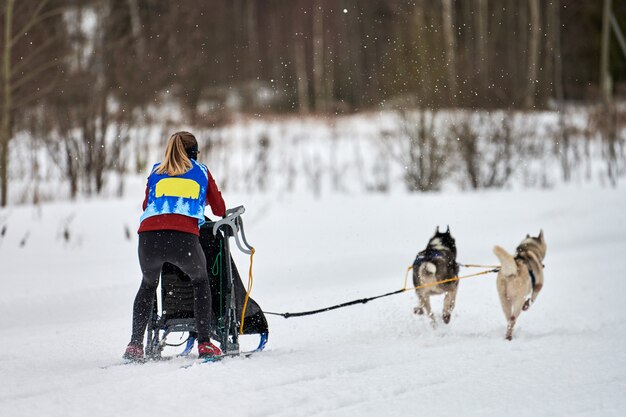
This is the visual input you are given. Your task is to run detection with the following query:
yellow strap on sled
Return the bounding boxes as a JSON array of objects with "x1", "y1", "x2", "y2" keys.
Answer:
[{"x1": 239, "y1": 247, "x2": 255, "y2": 335}]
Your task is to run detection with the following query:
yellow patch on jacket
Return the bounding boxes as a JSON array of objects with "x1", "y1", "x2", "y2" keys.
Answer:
[{"x1": 155, "y1": 178, "x2": 200, "y2": 199}]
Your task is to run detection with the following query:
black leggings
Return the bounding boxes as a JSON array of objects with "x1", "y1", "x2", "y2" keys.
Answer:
[{"x1": 130, "y1": 230, "x2": 212, "y2": 344}]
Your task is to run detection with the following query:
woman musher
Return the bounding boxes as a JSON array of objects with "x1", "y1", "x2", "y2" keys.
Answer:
[{"x1": 123, "y1": 131, "x2": 225, "y2": 361}]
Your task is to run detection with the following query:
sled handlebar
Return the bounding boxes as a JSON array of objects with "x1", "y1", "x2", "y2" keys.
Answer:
[
  {"x1": 212, "y1": 205, "x2": 254, "y2": 255},
  {"x1": 224, "y1": 206, "x2": 245, "y2": 218}
]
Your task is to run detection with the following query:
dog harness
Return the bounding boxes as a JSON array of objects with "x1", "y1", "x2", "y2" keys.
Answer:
[
  {"x1": 516, "y1": 251, "x2": 542, "y2": 288},
  {"x1": 413, "y1": 249, "x2": 443, "y2": 268},
  {"x1": 413, "y1": 249, "x2": 458, "y2": 270}
]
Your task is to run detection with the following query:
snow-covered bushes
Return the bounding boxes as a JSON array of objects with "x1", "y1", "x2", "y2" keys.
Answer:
[{"x1": 7, "y1": 107, "x2": 626, "y2": 204}]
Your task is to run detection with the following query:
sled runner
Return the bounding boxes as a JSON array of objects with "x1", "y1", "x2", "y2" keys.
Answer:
[{"x1": 144, "y1": 206, "x2": 268, "y2": 359}]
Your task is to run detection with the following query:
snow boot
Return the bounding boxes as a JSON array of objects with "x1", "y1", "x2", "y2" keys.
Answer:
[
  {"x1": 123, "y1": 342, "x2": 144, "y2": 362},
  {"x1": 198, "y1": 341, "x2": 222, "y2": 359}
]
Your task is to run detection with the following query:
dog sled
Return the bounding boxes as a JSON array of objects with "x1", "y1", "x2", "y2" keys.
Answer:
[{"x1": 144, "y1": 206, "x2": 268, "y2": 359}]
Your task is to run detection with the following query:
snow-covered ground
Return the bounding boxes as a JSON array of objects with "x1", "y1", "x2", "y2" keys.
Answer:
[{"x1": 1, "y1": 184, "x2": 625, "y2": 416}]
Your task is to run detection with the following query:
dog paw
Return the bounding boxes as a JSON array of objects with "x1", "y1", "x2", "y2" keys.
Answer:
[
  {"x1": 442, "y1": 313, "x2": 451, "y2": 324},
  {"x1": 413, "y1": 307, "x2": 424, "y2": 315},
  {"x1": 505, "y1": 334, "x2": 513, "y2": 341},
  {"x1": 522, "y1": 300, "x2": 531, "y2": 311}
]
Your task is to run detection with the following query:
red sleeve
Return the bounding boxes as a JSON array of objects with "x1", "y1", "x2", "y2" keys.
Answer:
[
  {"x1": 206, "y1": 171, "x2": 226, "y2": 217},
  {"x1": 142, "y1": 182, "x2": 149, "y2": 211}
]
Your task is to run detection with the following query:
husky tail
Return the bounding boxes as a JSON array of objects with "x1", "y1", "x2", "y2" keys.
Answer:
[
  {"x1": 493, "y1": 245, "x2": 517, "y2": 276},
  {"x1": 418, "y1": 262, "x2": 437, "y2": 276}
]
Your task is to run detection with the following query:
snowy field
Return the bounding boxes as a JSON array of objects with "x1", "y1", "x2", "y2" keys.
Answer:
[{"x1": 1, "y1": 184, "x2": 626, "y2": 416}]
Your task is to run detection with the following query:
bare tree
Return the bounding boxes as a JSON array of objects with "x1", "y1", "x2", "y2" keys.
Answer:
[
  {"x1": 126, "y1": 0, "x2": 145, "y2": 61},
  {"x1": 524, "y1": 0, "x2": 541, "y2": 108},
  {"x1": 442, "y1": 0, "x2": 458, "y2": 105},
  {"x1": 387, "y1": 110, "x2": 449, "y2": 192},
  {"x1": 453, "y1": 112, "x2": 516, "y2": 189},
  {"x1": 37, "y1": 1, "x2": 136, "y2": 198},
  {"x1": 0, "y1": 0, "x2": 14, "y2": 206},
  {"x1": 1, "y1": 0, "x2": 67, "y2": 206},
  {"x1": 475, "y1": 0, "x2": 489, "y2": 93},
  {"x1": 312, "y1": 0, "x2": 325, "y2": 112},
  {"x1": 412, "y1": 1, "x2": 432, "y2": 106},
  {"x1": 293, "y1": 7, "x2": 310, "y2": 113},
  {"x1": 551, "y1": 0, "x2": 564, "y2": 104},
  {"x1": 600, "y1": 0, "x2": 612, "y2": 105}
]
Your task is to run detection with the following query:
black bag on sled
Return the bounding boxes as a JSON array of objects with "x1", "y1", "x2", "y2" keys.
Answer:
[{"x1": 199, "y1": 222, "x2": 268, "y2": 335}]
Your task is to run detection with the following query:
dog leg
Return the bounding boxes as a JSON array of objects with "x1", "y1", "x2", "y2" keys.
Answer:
[
  {"x1": 531, "y1": 282, "x2": 543, "y2": 304},
  {"x1": 497, "y1": 279, "x2": 512, "y2": 321},
  {"x1": 523, "y1": 282, "x2": 543, "y2": 311},
  {"x1": 413, "y1": 290, "x2": 425, "y2": 315},
  {"x1": 507, "y1": 298, "x2": 526, "y2": 340},
  {"x1": 497, "y1": 279, "x2": 515, "y2": 339},
  {"x1": 413, "y1": 291, "x2": 437, "y2": 327},
  {"x1": 506, "y1": 316, "x2": 516, "y2": 340},
  {"x1": 442, "y1": 287, "x2": 458, "y2": 324},
  {"x1": 419, "y1": 293, "x2": 436, "y2": 327}
]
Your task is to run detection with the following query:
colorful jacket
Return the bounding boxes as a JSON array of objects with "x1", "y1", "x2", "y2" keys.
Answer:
[{"x1": 138, "y1": 160, "x2": 226, "y2": 235}]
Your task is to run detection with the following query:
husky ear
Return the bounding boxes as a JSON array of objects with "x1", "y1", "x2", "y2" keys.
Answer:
[
  {"x1": 446, "y1": 225, "x2": 450, "y2": 233},
  {"x1": 526, "y1": 234, "x2": 530, "y2": 238},
  {"x1": 538, "y1": 229, "x2": 544, "y2": 241},
  {"x1": 435, "y1": 226, "x2": 440, "y2": 234}
]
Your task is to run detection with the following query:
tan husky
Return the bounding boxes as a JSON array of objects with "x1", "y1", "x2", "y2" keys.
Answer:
[{"x1": 493, "y1": 230, "x2": 546, "y2": 340}]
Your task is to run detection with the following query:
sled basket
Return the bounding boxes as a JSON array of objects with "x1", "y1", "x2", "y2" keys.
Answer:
[{"x1": 145, "y1": 212, "x2": 268, "y2": 359}]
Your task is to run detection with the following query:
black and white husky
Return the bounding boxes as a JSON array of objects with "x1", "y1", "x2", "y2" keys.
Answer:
[
  {"x1": 412, "y1": 226, "x2": 460, "y2": 326},
  {"x1": 493, "y1": 230, "x2": 546, "y2": 340}
]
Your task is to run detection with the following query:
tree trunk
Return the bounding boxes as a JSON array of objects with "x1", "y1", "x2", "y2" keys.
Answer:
[
  {"x1": 475, "y1": 0, "x2": 488, "y2": 94},
  {"x1": 348, "y1": 1, "x2": 364, "y2": 109},
  {"x1": 442, "y1": 0, "x2": 458, "y2": 106},
  {"x1": 312, "y1": 0, "x2": 325, "y2": 111},
  {"x1": 518, "y1": 0, "x2": 528, "y2": 105},
  {"x1": 245, "y1": 0, "x2": 259, "y2": 80},
  {"x1": 413, "y1": 1, "x2": 430, "y2": 105},
  {"x1": 544, "y1": 0, "x2": 554, "y2": 102},
  {"x1": 1, "y1": 0, "x2": 15, "y2": 207},
  {"x1": 600, "y1": 0, "x2": 612, "y2": 105},
  {"x1": 524, "y1": 0, "x2": 541, "y2": 108},
  {"x1": 126, "y1": 0, "x2": 145, "y2": 60},
  {"x1": 95, "y1": 87, "x2": 108, "y2": 194},
  {"x1": 551, "y1": 0, "x2": 564, "y2": 103},
  {"x1": 506, "y1": 0, "x2": 519, "y2": 105},
  {"x1": 293, "y1": 3, "x2": 310, "y2": 113},
  {"x1": 550, "y1": 0, "x2": 568, "y2": 182},
  {"x1": 294, "y1": 32, "x2": 310, "y2": 113},
  {"x1": 324, "y1": 18, "x2": 335, "y2": 111}
]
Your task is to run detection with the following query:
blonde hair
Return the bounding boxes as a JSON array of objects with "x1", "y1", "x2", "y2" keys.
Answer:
[{"x1": 155, "y1": 131, "x2": 197, "y2": 176}]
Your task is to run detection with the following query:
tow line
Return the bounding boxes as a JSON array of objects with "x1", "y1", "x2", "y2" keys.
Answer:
[{"x1": 263, "y1": 264, "x2": 500, "y2": 319}]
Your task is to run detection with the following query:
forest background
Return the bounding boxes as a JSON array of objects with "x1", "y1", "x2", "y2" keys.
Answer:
[{"x1": 1, "y1": 0, "x2": 625, "y2": 206}]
